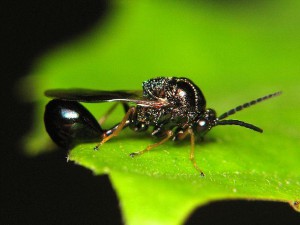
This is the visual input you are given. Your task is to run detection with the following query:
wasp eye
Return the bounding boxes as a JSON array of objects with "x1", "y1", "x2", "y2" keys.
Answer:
[
  {"x1": 196, "y1": 119, "x2": 209, "y2": 133},
  {"x1": 205, "y1": 108, "x2": 217, "y2": 120},
  {"x1": 199, "y1": 120, "x2": 206, "y2": 127}
]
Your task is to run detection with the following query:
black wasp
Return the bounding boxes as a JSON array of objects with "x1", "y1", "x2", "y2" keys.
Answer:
[{"x1": 44, "y1": 77, "x2": 281, "y2": 176}]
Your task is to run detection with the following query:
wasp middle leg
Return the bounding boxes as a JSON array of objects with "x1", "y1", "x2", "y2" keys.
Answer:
[{"x1": 129, "y1": 130, "x2": 173, "y2": 157}]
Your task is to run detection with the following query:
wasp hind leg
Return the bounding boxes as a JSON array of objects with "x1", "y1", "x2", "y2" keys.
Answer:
[
  {"x1": 94, "y1": 107, "x2": 135, "y2": 150},
  {"x1": 98, "y1": 102, "x2": 130, "y2": 125},
  {"x1": 129, "y1": 130, "x2": 173, "y2": 157}
]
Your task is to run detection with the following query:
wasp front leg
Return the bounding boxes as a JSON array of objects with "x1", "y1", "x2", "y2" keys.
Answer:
[{"x1": 174, "y1": 128, "x2": 205, "y2": 176}]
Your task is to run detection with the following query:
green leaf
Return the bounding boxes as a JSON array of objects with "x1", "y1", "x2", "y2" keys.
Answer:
[{"x1": 24, "y1": 0, "x2": 300, "y2": 224}]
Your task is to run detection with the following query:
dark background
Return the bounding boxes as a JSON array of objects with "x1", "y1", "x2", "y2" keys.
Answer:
[{"x1": 1, "y1": 0, "x2": 299, "y2": 224}]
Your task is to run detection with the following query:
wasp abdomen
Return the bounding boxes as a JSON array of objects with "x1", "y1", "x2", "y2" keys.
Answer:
[{"x1": 44, "y1": 99, "x2": 104, "y2": 149}]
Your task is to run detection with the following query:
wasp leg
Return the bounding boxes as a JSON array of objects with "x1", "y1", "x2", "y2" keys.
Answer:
[
  {"x1": 188, "y1": 129, "x2": 205, "y2": 177},
  {"x1": 94, "y1": 107, "x2": 135, "y2": 150},
  {"x1": 130, "y1": 130, "x2": 173, "y2": 157},
  {"x1": 175, "y1": 128, "x2": 205, "y2": 176},
  {"x1": 98, "y1": 102, "x2": 118, "y2": 125},
  {"x1": 98, "y1": 102, "x2": 130, "y2": 125}
]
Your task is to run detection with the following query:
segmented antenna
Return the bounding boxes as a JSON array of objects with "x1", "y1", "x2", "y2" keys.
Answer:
[
  {"x1": 217, "y1": 120, "x2": 263, "y2": 133},
  {"x1": 218, "y1": 91, "x2": 282, "y2": 120}
]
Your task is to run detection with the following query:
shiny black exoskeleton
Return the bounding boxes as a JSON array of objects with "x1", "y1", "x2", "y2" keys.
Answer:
[
  {"x1": 44, "y1": 99, "x2": 103, "y2": 149},
  {"x1": 44, "y1": 77, "x2": 281, "y2": 175}
]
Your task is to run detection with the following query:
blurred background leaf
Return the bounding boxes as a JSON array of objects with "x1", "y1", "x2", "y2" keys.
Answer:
[{"x1": 22, "y1": 0, "x2": 300, "y2": 224}]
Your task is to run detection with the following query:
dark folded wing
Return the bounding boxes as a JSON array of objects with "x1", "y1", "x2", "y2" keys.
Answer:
[{"x1": 45, "y1": 88, "x2": 145, "y2": 103}]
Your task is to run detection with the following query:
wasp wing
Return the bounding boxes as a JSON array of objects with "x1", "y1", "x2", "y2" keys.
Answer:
[
  {"x1": 45, "y1": 88, "x2": 170, "y2": 109},
  {"x1": 44, "y1": 88, "x2": 146, "y2": 103}
]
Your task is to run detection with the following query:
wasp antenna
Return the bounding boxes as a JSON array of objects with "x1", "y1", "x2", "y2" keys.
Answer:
[
  {"x1": 218, "y1": 91, "x2": 282, "y2": 120},
  {"x1": 216, "y1": 120, "x2": 263, "y2": 133}
]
